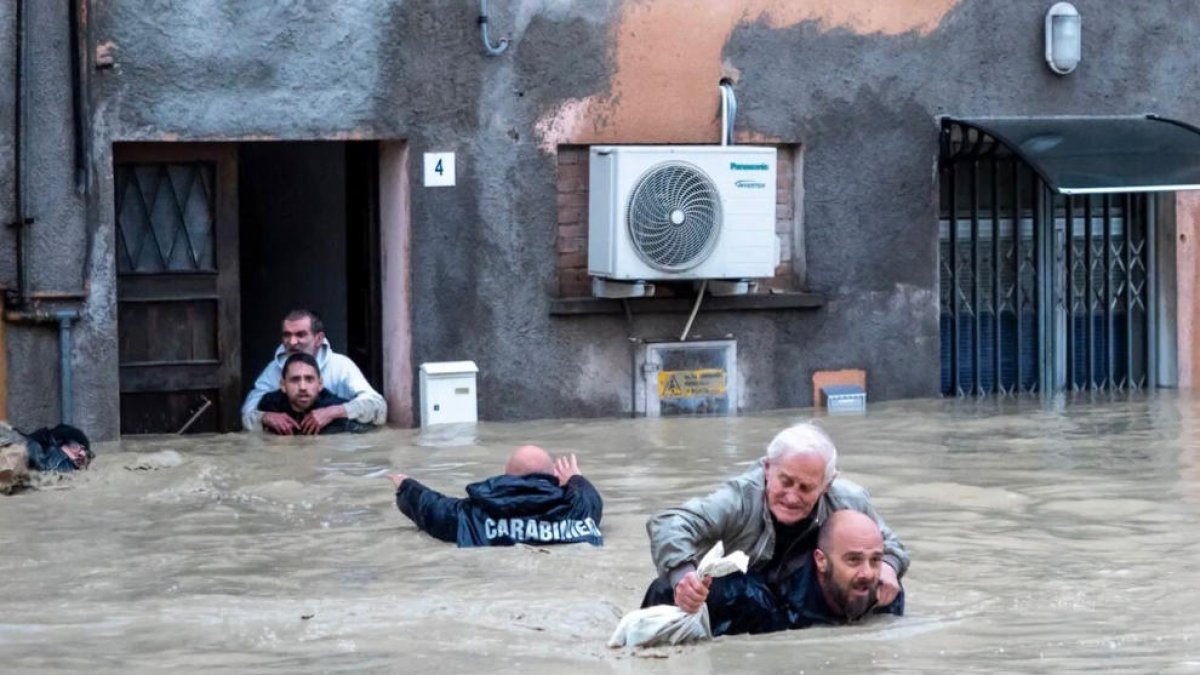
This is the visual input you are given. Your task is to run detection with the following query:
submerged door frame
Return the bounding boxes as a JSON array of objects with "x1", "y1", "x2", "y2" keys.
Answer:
[{"x1": 380, "y1": 141, "x2": 414, "y2": 427}]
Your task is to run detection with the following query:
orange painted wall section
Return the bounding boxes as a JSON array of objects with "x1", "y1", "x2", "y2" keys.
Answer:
[{"x1": 536, "y1": 0, "x2": 960, "y2": 150}]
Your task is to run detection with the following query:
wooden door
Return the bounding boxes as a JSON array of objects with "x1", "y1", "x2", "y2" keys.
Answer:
[{"x1": 114, "y1": 144, "x2": 240, "y2": 433}]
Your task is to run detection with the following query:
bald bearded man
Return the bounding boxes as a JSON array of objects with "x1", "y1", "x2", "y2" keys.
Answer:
[
  {"x1": 704, "y1": 509, "x2": 906, "y2": 636},
  {"x1": 388, "y1": 445, "x2": 604, "y2": 547}
]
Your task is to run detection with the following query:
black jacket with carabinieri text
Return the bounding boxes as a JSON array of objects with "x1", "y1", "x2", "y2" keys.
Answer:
[{"x1": 395, "y1": 473, "x2": 603, "y2": 547}]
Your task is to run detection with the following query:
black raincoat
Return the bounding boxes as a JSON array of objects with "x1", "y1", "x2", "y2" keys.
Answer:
[
  {"x1": 24, "y1": 424, "x2": 92, "y2": 473},
  {"x1": 641, "y1": 554, "x2": 905, "y2": 636},
  {"x1": 395, "y1": 473, "x2": 604, "y2": 547}
]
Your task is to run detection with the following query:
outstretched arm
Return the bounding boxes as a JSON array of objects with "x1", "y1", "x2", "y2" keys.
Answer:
[{"x1": 390, "y1": 474, "x2": 463, "y2": 543}]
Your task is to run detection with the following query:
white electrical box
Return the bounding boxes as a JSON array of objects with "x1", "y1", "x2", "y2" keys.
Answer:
[{"x1": 419, "y1": 361, "x2": 479, "y2": 425}]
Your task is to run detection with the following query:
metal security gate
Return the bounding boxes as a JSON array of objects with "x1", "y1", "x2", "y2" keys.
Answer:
[{"x1": 939, "y1": 121, "x2": 1155, "y2": 396}]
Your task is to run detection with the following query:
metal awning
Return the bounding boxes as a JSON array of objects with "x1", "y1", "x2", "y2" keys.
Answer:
[{"x1": 943, "y1": 115, "x2": 1200, "y2": 195}]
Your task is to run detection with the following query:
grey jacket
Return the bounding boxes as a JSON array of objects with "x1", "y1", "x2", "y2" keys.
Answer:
[{"x1": 647, "y1": 463, "x2": 908, "y2": 584}]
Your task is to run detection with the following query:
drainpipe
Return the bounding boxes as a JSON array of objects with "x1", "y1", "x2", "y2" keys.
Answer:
[
  {"x1": 69, "y1": 0, "x2": 92, "y2": 194},
  {"x1": 57, "y1": 310, "x2": 77, "y2": 424},
  {"x1": 4, "y1": 307, "x2": 82, "y2": 424},
  {"x1": 0, "y1": 296, "x2": 6, "y2": 418},
  {"x1": 10, "y1": 0, "x2": 33, "y2": 307}
]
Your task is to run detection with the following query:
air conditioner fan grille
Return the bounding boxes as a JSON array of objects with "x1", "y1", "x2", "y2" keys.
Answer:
[{"x1": 625, "y1": 161, "x2": 722, "y2": 271}]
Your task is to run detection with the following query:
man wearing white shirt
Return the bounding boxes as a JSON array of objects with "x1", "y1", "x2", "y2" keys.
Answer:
[{"x1": 242, "y1": 309, "x2": 387, "y2": 434}]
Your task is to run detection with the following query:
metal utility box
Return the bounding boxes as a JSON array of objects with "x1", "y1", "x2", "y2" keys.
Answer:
[
  {"x1": 635, "y1": 340, "x2": 737, "y2": 417},
  {"x1": 418, "y1": 361, "x2": 479, "y2": 426},
  {"x1": 821, "y1": 384, "x2": 867, "y2": 414}
]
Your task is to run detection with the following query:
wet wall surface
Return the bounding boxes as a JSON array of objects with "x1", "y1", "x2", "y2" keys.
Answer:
[
  {"x1": 3, "y1": 394, "x2": 1200, "y2": 671},
  {"x1": 6, "y1": 1, "x2": 1200, "y2": 437}
]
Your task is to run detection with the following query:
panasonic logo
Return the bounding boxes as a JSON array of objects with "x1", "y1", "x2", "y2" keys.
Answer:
[
  {"x1": 730, "y1": 162, "x2": 769, "y2": 171},
  {"x1": 735, "y1": 179, "x2": 766, "y2": 189}
]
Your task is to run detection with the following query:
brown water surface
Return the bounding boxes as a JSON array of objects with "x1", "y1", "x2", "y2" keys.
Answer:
[{"x1": 4, "y1": 393, "x2": 1200, "y2": 673}]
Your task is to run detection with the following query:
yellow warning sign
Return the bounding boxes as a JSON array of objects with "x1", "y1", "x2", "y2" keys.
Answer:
[{"x1": 658, "y1": 369, "x2": 727, "y2": 399}]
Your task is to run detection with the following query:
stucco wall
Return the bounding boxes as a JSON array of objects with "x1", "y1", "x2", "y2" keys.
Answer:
[
  {"x1": 2, "y1": 0, "x2": 117, "y2": 437},
  {"x1": 5, "y1": 0, "x2": 1200, "y2": 436}
]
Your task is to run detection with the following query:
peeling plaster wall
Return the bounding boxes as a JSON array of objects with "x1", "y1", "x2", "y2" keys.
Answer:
[{"x1": 6, "y1": 0, "x2": 1200, "y2": 436}]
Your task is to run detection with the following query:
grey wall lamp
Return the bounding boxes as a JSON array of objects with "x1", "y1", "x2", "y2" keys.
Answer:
[{"x1": 1045, "y1": 2, "x2": 1081, "y2": 75}]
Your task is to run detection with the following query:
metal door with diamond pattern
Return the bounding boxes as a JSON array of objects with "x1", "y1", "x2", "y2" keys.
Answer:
[{"x1": 114, "y1": 144, "x2": 240, "y2": 433}]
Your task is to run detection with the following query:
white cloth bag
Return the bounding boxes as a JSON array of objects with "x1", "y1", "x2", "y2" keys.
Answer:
[{"x1": 608, "y1": 541, "x2": 750, "y2": 648}]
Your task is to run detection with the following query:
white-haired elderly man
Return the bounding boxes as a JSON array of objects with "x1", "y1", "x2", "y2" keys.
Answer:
[{"x1": 642, "y1": 422, "x2": 908, "y2": 616}]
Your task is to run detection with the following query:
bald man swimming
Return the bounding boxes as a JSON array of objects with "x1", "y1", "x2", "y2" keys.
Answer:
[
  {"x1": 388, "y1": 445, "x2": 604, "y2": 547},
  {"x1": 703, "y1": 509, "x2": 906, "y2": 636}
]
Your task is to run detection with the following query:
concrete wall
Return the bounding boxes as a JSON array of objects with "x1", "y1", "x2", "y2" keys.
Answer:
[
  {"x1": 6, "y1": 0, "x2": 1200, "y2": 437},
  {"x1": 1, "y1": 0, "x2": 116, "y2": 436}
]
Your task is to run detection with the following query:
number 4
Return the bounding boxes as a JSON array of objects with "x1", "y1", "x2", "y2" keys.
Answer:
[{"x1": 435, "y1": 159, "x2": 444, "y2": 175}]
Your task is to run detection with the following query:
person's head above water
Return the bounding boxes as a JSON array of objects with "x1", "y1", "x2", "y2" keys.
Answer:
[
  {"x1": 280, "y1": 309, "x2": 325, "y2": 357},
  {"x1": 504, "y1": 445, "x2": 555, "y2": 476},
  {"x1": 26, "y1": 424, "x2": 93, "y2": 472},
  {"x1": 762, "y1": 422, "x2": 840, "y2": 525},
  {"x1": 280, "y1": 352, "x2": 322, "y2": 413},
  {"x1": 814, "y1": 509, "x2": 885, "y2": 620}
]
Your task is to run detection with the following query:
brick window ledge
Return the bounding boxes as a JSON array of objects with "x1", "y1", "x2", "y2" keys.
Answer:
[{"x1": 549, "y1": 290, "x2": 826, "y2": 316}]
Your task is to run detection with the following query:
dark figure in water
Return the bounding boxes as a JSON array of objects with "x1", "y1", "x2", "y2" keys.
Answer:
[
  {"x1": 0, "y1": 422, "x2": 93, "y2": 494},
  {"x1": 388, "y1": 445, "x2": 604, "y2": 547}
]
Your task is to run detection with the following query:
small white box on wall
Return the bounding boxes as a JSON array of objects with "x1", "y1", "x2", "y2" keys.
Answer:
[{"x1": 419, "y1": 361, "x2": 479, "y2": 425}]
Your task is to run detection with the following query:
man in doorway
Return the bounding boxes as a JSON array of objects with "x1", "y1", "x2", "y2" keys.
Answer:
[
  {"x1": 702, "y1": 509, "x2": 905, "y2": 636},
  {"x1": 388, "y1": 445, "x2": 604, "y2": 547},
  {"x1": 242, "y1": 309, "x2": 386, "y2": 434},
  {"x1": 641, "y1": 422, "x2": 907, "y2": 616},
  {"x1": 256, "y1": 353, "x2": 375, "y2": 435}
]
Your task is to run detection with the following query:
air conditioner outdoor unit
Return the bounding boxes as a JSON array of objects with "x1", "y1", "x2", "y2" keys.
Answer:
[{"x1": 587, "y1": 145, "x2": 778, "y2": 285}]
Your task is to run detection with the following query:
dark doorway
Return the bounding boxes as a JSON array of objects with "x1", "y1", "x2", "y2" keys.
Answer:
[{"x1": 238, "y1": 142, "x2": 383, "y2": 398}]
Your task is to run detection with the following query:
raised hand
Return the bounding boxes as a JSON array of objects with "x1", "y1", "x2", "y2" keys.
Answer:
[{"x1": 553, "y1": 453, "x2": 580, "y2": 486}]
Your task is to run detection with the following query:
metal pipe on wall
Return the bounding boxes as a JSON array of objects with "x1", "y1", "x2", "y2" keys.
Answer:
[
  {"x1": 478, "y1": 0, "x2": 509, "y2": 56},
  {"x1": 720, "y1": 81, "x2": 736, "y2": 145},
  {"x1": 0, "y1": 297, "x2": 6, "y2": 418},
  {"x1": 11, "y1": 0, "x2": 33, "y2": 306},
  {"x1": 4, "y1": 308, "x2": 81, "y2": 424},
  {"x1": 69, "y1": 0, "x2": 92, "y2": 194},
  {"x1": 57, "y1": 311, "x2": 77, "y2": 424}
]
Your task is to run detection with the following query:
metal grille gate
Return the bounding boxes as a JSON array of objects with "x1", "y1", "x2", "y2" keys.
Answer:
[{"x1": 939, "y1": 121, "x2": 1156, "y2": 396}]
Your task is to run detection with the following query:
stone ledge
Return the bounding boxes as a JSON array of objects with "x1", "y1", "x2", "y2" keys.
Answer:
[{"x1": 549, "y1": 291, "x2": 826, "y2": 316}]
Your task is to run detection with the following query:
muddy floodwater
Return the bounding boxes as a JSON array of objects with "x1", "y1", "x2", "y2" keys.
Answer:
[{"x1": 4, "y1": 394, "x2": 1200, "y2": 673}]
